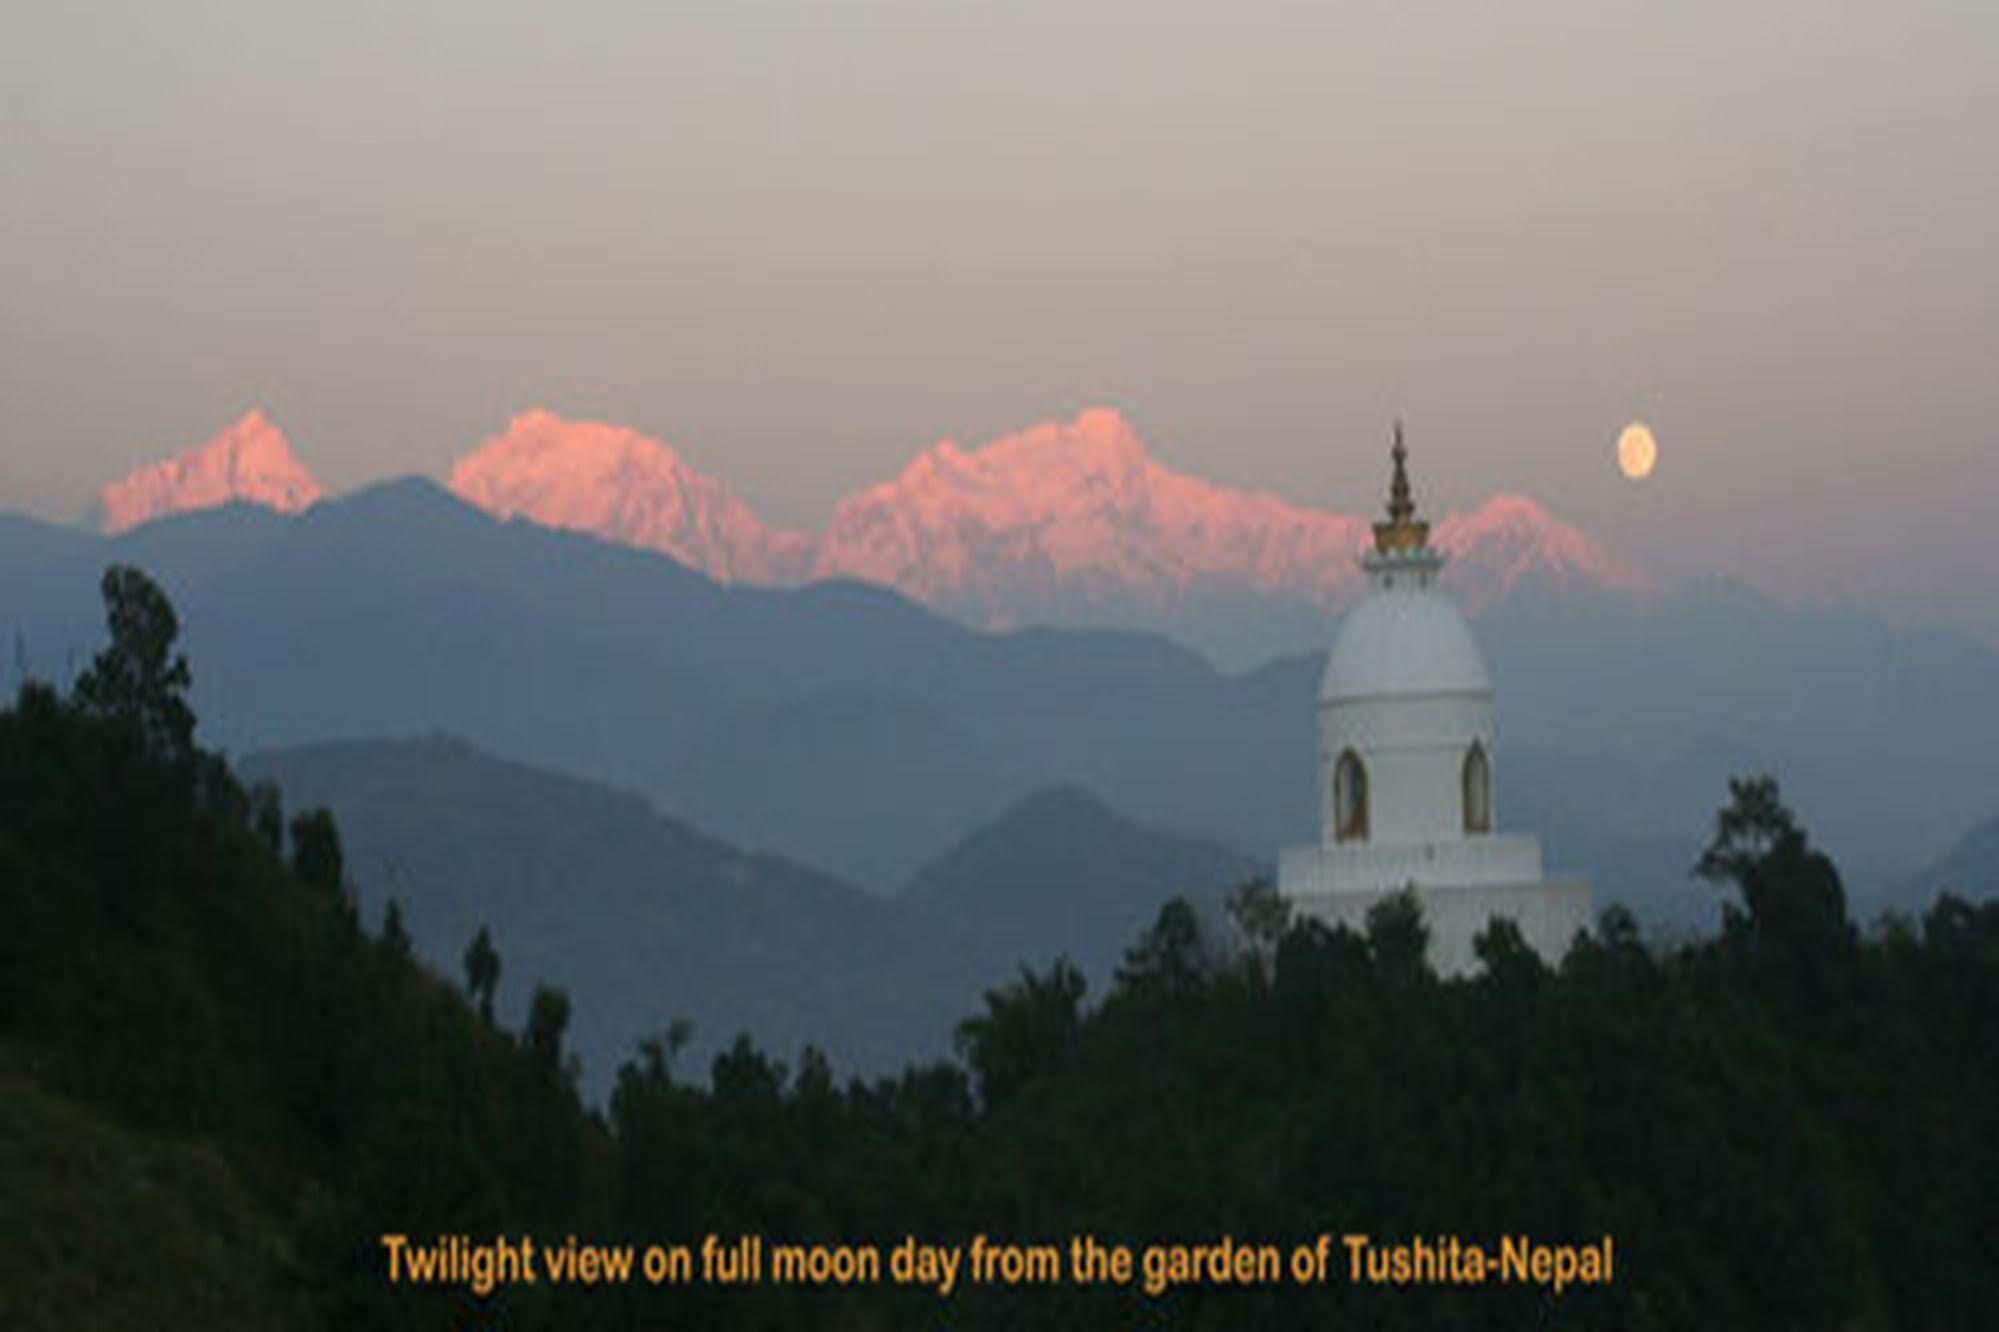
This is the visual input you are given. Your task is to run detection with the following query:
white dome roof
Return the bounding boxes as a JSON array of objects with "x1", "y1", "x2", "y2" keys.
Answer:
[{"x1": 1320, "y1": 586, "x2": 1491, "y2": 703}]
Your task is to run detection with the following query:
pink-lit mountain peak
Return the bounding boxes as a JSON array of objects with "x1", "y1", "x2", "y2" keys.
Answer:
[
  {"x1": 452, "y1": 410, "x2": 705, "y2": 506},
  {"x1": 99, "y1": 410, "x2": 323, "y2": 535},
  {"x1": 814, "y1": 409, "x2": 1375, "y2": 610},
  {"x1": 446, "y1": 409, "x2": 810, "y2": 583},
  {"x1": 971, "y1": 407, "x2": 1152, "y2": 477},
  {"x1": 891, "y1": 409, "x2": 1157, "y2": 511},
  {"x1": 1436, "y1": 492, "x2": 1650, "y2": 608}
]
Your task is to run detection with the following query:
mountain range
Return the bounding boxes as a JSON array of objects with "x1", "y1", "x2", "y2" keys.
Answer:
[
  {"x1": 94, "y1": 407, "x2": 1645, "y2": 662},
  {"x1": 9, "y1": 474, "x2": 1997, "y2": 924}
]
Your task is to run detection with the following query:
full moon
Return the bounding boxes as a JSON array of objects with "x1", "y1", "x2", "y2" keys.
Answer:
[{"x1": 1616, "y1": 422, "x2": 1658, "y2": 480}]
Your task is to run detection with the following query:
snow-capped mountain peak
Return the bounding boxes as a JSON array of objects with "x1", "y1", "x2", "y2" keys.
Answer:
[
  {"x1": 813, "y1": 409, "x2": 1374, "y2": 618},
  {"x1": 445, "y1": 409, "x2": 810, "y2": 583},
  {"x1": 1436, "y1": 492, "x2": 1650, "y2": 609},
  {"x1": 99, "y1": 410, "x2": 323, "y2": 534}
]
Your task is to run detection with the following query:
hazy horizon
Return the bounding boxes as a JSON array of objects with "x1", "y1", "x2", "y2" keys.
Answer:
[{"x1": 4, "y1": 1, "x2": 1995, "y2": 638}]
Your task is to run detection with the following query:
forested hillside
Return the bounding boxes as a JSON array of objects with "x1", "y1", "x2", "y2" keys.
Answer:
[
  {"x1": 0, "y1": 568, "x2": 590, "y2": 1328},
  {"x1": 3, "y1": 567, "x2": 1993, "y2": 1329}
]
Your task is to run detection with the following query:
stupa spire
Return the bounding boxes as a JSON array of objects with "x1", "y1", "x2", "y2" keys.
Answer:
[{"x1": 1371, "y1": 420, "x2": 1431, "y2": 555}]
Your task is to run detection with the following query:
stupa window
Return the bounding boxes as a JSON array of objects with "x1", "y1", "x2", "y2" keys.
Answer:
[
  {"x1": 1334, "y1": 749, "x2": 1369, "y2": 843},
  {"x1": 1463, "y1": 743, "x2": 1492, "y2": 834}
]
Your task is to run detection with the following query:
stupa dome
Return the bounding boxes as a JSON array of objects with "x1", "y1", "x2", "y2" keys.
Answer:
[{"x1": 1319, "y1": 588, "x2": 1491, "y2": 704}]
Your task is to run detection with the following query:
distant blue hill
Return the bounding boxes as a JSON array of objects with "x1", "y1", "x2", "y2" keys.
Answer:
[
  {"x1": 1904, "y1": 815, "x2": 1999, "y2": 908},
  {"x1": 903, "y1": 782, "x2": 1259, "y2": 986},
  {"x1": 242, "y1": 737, "x2": 1253, "y2": 1095}
]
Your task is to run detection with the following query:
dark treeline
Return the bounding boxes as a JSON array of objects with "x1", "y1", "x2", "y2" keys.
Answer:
[{"x1": 2, "y1": 567, "x2": 1993, "y2": 1330}]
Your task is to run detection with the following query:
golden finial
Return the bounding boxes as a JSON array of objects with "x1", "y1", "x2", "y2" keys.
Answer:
[{"x1": 1372, "y1": 420, "x2": 1430, "y2": 555}]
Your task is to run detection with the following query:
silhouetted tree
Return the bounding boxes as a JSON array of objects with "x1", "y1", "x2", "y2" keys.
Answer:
[
  {"x1": 1272, "y1": 916, "x2": 1367, "y2": 1044},
  {"x1": 463, "y1": 924, "x2": 501, "y2": 1023},
  {"x1": 289, "y1": 809, "x2": 344, "y2": 898},
  {"x1": 1113, "y1": 896, "x2": 1209, "y2": 999},
  {"x1": 955, "y1": 957, "x2": 1087, "y2": 1108},
  {"x1": 1694, "y1": 774, "x2": 1798, "y2": 886},
  {"x1": 71, "y1": 565, "x2": 195, "y2": 762},
  {"x1": 710, "y1": 1035, "x2": 785, "y2": 1105},
  {"x1": 1472, "y1": 915, "x2": 1546, "y2": 995},
  {"x1": 1226, "y1": 875, "x2": 1292, "y2": 964},
  {"x1": 1698, "y1": 774, "x2": 1853, "y2": 987},
  {"x1": 249, "y1": 781, "x2": 285, "y2": 855},
  {"x1": 1365, "y1": 884, "x2": 1431, "y2": 985},
  {"x1": 524, "y1": 983, "x2": 572, "y2": 1068},
  {"x1": 380, "y1": 899, "x2": 413, "y2": 960}
]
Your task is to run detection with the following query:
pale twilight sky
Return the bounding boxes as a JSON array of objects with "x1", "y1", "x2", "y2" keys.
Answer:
[{"x1": 3, "y1": 2, "x2": 1995, "y2": 635}]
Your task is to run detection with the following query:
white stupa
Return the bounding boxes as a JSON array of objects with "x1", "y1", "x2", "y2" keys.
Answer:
[{"x1": 1278, "y1": 427, "x2": 1591, "y2": 974}]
